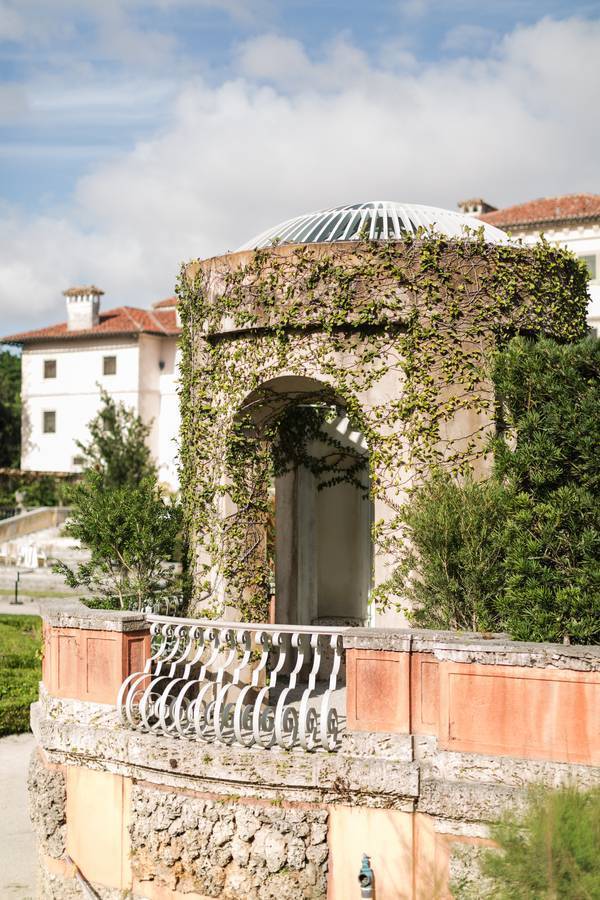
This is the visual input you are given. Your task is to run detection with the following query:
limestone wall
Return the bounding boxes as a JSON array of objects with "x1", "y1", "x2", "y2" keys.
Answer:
[{"x1": 130, "y1": 786, "x2": 328, "y2": 898}]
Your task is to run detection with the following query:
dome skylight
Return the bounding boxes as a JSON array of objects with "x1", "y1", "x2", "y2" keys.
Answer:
[{"x1": 237, "y1": 200, "x2": 508, "y2": 251}]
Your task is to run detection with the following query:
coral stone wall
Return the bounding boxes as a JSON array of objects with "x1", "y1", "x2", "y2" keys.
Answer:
[
  {"x1": 131, "y1": 786, "x2": 328, "y2": 899},
  {"x1": 28, "y1": 751, "x2": 66, "y2": 860}
]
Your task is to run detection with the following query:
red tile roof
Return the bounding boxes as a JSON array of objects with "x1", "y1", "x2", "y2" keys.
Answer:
[
  {"x1": 479, "y1": 194, "x2": 600, "y2": 229},
  {"x1": 152, "y1": 296, "x2": 178, "y2": 309},
  {"x1": 2, "y1": 306, "x2": 181, "y2": 345}
]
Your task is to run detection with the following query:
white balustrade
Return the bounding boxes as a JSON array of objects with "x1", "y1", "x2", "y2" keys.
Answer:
[{"x1": 117, "y1": 615, "x2": 346, "y2": 752}]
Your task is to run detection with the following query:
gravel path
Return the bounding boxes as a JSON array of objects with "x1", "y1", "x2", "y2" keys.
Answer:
[{"x1": 0, "y1": 732, "x2": 36, "y2": 899}]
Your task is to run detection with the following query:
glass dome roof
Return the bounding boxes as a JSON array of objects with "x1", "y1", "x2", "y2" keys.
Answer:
[{"x1": 236, "y1": 200, "x2": 507, "y2": 250}]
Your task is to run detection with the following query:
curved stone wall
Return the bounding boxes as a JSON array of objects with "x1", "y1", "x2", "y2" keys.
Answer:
[{"x1": 27, "y1": 603, "x2": 600, "y2": 900}]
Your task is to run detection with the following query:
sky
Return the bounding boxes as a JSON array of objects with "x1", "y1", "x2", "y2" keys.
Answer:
[{"x1": 1, "y1": 0, "x2": 599, "y2": 336}]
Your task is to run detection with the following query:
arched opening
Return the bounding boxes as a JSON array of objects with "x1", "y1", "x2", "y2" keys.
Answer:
[{"x1": 237, "y1": 376, "x2": 372, "y2": 626}]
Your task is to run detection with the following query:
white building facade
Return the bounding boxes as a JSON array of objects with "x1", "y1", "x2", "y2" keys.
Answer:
[
  {"x1": 459, "y1": 194, "x2": 600, "y2": 331},
  {"x1": 3, "y1": 288, "x2": 181, "y2": 490}
]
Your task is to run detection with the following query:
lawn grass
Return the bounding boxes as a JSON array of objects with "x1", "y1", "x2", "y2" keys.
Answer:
[
  {"x1": 0, "y1": 588, "x2": 79, "y2": 599},
  {"x1": 0, "y1": 614, "x2": 42, "y2": 736}
]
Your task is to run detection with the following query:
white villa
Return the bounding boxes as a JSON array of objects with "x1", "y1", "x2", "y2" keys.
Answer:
[
  {"x1": 2, "y1": 288, "x2": 181, "y2": 489},
  {"x1": 460, "y1": 193, "x2": 600, "y2": 331}
]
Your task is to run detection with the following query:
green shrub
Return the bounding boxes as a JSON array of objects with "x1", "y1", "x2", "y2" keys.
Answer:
[
  {"x1": 493, "y1": 335, "x2": 600, "y2": 497},
  {"x1": 390, "y1": 472, "x2": 510, "y2": 633},
  {"x1": 0, "y1": 349, "x2": 21, "y2": 468},
  {"x1": 498, "y1": 486, "x2": 600, "y2": 643},
  {"x1": 0, "y1": 615, "x2": 41, "y2": 736},
  {"x1": 0, "y1": 472, "x2": 73, "y2": 508},
  {"x1": 471, "y1": 785, "x2": 600, "y2": 900},
  {"x1": 19, "y1": 474, "x2": 71, "y2": 507},
  {"x1": 394, "y1": 335, "x2": 600, "y2": 644}
]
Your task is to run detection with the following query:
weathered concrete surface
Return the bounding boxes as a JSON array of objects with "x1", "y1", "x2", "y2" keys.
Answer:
[
  {"x1": 0, "y1": 507, "x2": 71, "y2": 542},
  {"x1": 0, "y1": 597, "x2": 43, "y2": 616},
  {"x1": 41, "y1": 596, "x2": 146, "y2": 632},
  {"x1": 28, "y1": 751, "x2": 66, "y2": 858},
  {"x1": 32, "y1": 689, "x2": 420, "y2": 808},
  {"x1": 0, "y1": 733, "x2": 37, "y2": 900}
]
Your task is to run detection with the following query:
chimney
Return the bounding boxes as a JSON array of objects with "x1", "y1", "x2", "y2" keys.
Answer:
[
  {"x1": 63, "y1": 286, "x2": 104, "y2": 331},
  {"x1": 458, "y1": 198, "x2": 498, "y2": 216}
]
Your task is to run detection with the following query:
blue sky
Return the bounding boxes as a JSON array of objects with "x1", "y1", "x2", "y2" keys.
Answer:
[{"x1": 1, "y1": 0, "x2": 599, "y2": 334}]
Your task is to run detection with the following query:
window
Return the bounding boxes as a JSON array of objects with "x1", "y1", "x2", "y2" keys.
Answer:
[
  {"x1": 580, "y1": 255, "x2": 597, "y2": 282},
  {"x1": 44, "y1": 359, "x2": 57, "y2": 379},
  {"x1": 72, "y1": 455, "x2": 85, "y2": 468},
  {"x1": 103, "y1": 355, "x2": 117, "y2": 375},
  {"x1": 43, "y1": 411, "x2": 56, "y2": 434}
]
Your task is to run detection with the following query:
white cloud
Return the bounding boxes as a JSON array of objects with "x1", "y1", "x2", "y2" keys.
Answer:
[
  {"x1": 0, "y1": 0, "x2": 270, "y2": 52},
  {"x1": 1, "y1": 15, "x2": 600, "y2": 335},
  {"x1": 235, "y1": 33, "x2": 383, "y2": 91},
  {"x1": 0, "y1": 1, "x2": 25, "y2": 41},
  {"x1": 0, "y1": 82, "x2": 28, "y2": 121},
  {"x1": 151, "y1": 0, "x2": 274, "y2": 24},
  {"x1": 396, "y1": 0, "x2": 430, "y2": 18},
  {"x1": 442, "y1": 24, "x2": 496, "y2": 54}
]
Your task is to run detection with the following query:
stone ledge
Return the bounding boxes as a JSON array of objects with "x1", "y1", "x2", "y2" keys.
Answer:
[
  {"x1": 413, "y1": 734, "x2": 600, "y2": 790},
  {"x1": 418, "y1": 779, "x2": 526, "y2": 822},
  {"x1": 42, "y1": 597, "x2": 147, "y2": 633},
  {"x1": 31, "y1": 698, "x2": 420, "y2": 808},
  {"x1": 344, "y1": 627, "x2": 600, "y2": 670},
  {"x1": 343, "y1": 629, "x2": 413, "y2": 651}
]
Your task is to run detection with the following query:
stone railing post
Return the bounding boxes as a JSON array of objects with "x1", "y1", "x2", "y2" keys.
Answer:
[
  {"x1": 344, "y1": 629, "x2": 413, "y2": 734},
  {"x1": 41, "y1": 600, "x2": 150, "y2": 705}
]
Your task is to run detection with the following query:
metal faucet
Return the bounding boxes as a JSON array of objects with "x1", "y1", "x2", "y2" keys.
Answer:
[{"x1": 358, "y1": 853, "x2": 374, "y2": 898}]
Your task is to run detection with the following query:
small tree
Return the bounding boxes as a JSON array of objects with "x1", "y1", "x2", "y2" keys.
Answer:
[
  {"x1": 56, "y1": 473, "x2": 181, "y2": 610},
  {"x1": 388, "y1": 472, "x2": 511, "y2": 633},
  {"x1": 76, "y1": 388, "x2": 155, "y2": 488},
  {"x1": 55, "y1": 393, "x2": 181, "y2": 610}
]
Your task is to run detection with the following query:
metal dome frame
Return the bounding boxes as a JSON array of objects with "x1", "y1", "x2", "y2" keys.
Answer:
[{"x1": 236, "y1": 200, "x2": 508, "y2": 251}]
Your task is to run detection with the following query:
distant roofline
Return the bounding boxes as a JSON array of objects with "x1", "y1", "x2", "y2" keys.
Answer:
[
  {"x1": 152, "y1": 296, "x2": 178, "y2": 309},
  {"x1": 478, "y1": 193, "x2": 600, "y2": 230},
  {"x1": 1, "y1": 305, "x2": 181, "y2": 346}
]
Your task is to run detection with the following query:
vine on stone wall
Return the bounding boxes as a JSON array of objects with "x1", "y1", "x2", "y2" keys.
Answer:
[{"x1": 177, "y1": 232, "x2": 589, "y2": 620}]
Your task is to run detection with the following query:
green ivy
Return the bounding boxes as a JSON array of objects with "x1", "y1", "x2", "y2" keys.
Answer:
[{"x1": 176, "y1": 232, "x2": 589, "y2": 620}]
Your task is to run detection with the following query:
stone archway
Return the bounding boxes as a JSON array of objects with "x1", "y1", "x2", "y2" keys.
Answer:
[{"x1": 237, "y1": 375, "x2": 372, "y2": 627}]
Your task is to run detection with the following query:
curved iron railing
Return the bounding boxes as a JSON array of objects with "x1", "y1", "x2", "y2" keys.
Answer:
[{"x1": 117, "y1": 615, "x2": 346, "y2": 752}]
